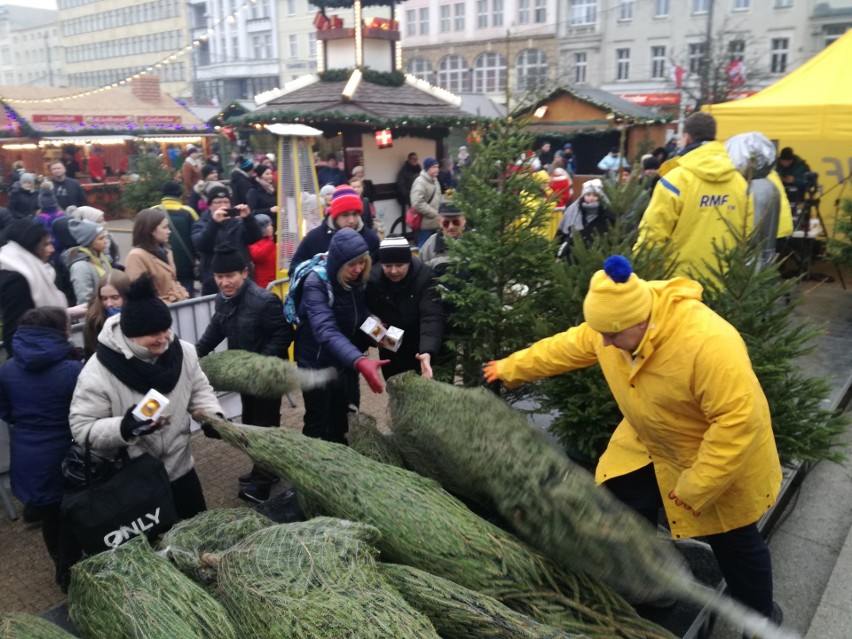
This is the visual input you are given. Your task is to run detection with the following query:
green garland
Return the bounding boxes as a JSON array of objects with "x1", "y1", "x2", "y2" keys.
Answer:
[
  {"x1": 319, "y1": 68, "x2": 405, "y2": 87},
  {"x1": 229, "y1": 109, "x2": 488, "y2": 134}
]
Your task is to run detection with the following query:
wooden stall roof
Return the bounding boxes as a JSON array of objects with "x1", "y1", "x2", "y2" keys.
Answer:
[{"x1": 0, "y1": 80, "x2": 210, "y2": 138}]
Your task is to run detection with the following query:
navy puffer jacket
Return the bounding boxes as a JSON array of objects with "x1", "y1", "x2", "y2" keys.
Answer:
[
  {"x1": 294, "y1": 228, "x2": 371, "y2": 370},
  {"x1": 0, "y1": 326, "x2": 83, "y2": 506}
]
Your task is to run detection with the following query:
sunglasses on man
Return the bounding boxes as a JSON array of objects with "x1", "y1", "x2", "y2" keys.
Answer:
[{"x1": 440, "y1": 218, "x2": 463, "y2": 228}]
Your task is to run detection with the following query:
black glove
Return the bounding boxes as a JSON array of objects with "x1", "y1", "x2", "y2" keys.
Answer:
[
  {"x1": 120, "y1": 405, "x2": 157, "y2": 441},
  {"x1": 201, "y1": 422, "x2": 221, "y2": 439}
]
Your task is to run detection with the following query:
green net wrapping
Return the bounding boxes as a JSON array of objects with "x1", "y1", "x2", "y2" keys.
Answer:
[
  {"x1": 386, "y1": 373, "x2": 693, "y2": 602},
  {"x1": 380, "y1": 563, "x2": 590, "y2": 639},
  {"x1": 198, "y1": 414, "x2": 675, "y2": 639},
  {"x1": 0, "y1": 613, "x2": 77, "y2": 639},
  {"x1": 68, "y1": 536, "x2": 237, "y2": 639},
  {"x1": 347, "y1": 412, "x2": 405, "y2": 467},
  {"x1": 214, "y1": 517, "x2": 440, "y2": 639},
  {"x1": 199, "y1": 350, "x2": 336, "y2": 399},
  {"x1": 159, "y1": 508, "x2": 273, "y2": 585}
]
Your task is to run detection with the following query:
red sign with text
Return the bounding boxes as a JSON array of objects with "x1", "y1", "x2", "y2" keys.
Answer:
[
  {"x1": 32, "y1": 114, "x2": 85, "y2": 124},
  {"x1": 138, "y1": 115, "x2": 182, "y2": 127},
  {"x1": 620, "y1": 93, "x2": 681, "y2": 106}
]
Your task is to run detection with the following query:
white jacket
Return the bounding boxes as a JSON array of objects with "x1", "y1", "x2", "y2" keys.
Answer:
[{"x1": 70, "y1": 315, "x2": 222, "y2": 480}]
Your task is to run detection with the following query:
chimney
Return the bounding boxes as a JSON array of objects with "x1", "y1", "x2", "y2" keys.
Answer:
[{"x1": 131, "y1": 75, "x2": 162, "y2": 103}]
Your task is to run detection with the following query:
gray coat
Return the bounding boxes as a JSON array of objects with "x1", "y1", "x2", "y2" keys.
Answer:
[
  {"x1": 69, "y1": 314, "x2": 222, "y2": 480},
  {"x1": 410, "y1": 171, "x2": 441, "y2": 231}
]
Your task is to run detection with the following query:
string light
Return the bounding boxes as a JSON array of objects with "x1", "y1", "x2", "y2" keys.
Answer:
[{"x1": 1, "y1": 0, "x2": 258, "y2": 105}]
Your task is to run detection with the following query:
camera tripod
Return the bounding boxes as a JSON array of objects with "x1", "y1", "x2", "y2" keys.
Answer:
[{"x1": 784, "y1": 189, "x2": 846, "y2": 286}]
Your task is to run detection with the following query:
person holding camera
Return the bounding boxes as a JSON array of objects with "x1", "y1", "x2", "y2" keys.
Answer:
[
  {"x1": 776, "y1": 147, "x2": 811, "y2": 204},
  {"x1": 192, "y1": 184, "x2": 263, "y2": 295},
  {"x1": 125, "y1": 208, "x2": 189, "y2": 304}
]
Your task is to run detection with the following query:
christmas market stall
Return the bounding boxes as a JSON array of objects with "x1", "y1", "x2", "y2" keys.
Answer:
[
  {"x1": 0, "y1": 77, "x2": 214, "y2": 214},
  {"x1": 514, "y1": 86, "x2": 672, "y2": 176},
  {"x1": 229, "y1": 0, "x2": 485, "y2": 236}
]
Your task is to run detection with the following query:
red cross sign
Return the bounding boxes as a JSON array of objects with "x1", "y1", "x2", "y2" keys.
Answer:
[{"x1": 375, "y1": 129, "x2": 393, "y2": 148}]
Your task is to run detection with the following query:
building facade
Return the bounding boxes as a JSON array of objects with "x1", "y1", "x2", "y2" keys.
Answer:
[
  {"x1": 400, "y1": 0, "x2": 560, "y2": 107},
  {"x1": 0, "y1": 5, "x2": 65, "y2": 88},
  {"x1": 557, "y1": 0, "x2": 852, "y2": 110},
  {"x1": 58, "y1": 0, "x2": 192, "y2": 97}
]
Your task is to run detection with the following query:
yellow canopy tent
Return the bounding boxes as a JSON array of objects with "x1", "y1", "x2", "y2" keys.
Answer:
[{"x1": 704, "y1": 29, "x2": 852, "y2": 231}]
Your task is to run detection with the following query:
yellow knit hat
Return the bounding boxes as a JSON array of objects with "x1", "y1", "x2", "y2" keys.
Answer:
[{"x1": 583, "y1": 255, "x2": 652, "y2": 333}]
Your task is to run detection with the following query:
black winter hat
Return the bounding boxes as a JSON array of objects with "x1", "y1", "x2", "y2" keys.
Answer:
[
  {"x1": 38, "y1": 182, "x2": 59, "y2": 211},
  {"x1": 205, "y1": 184, "x2": 231, "y2": 205},
  {"x1": 211, "y1": 242, "x2": 247, "y2": 273},
  {"x1": 162, "y1": 181, "x2": 183, "y2": 198},
  {"x1": 121, "y1": 274, "x2": 173, "y2": 337},
  {"x1": 5, "y1": 218, "x2": 49, "y2": 253}
]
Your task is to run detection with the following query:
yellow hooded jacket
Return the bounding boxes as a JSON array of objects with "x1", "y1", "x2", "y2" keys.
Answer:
[
  {"x1": 494, "y1": 277, "x2": 782, "y2": 539},
  {"x1": 636, "y1": 141, "x2": 749, "y2": 280}
]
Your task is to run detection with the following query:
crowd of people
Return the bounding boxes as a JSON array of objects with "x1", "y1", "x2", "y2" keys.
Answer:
[{"x1": 0, "y1": 119, "x2": 797, "y2": 628}]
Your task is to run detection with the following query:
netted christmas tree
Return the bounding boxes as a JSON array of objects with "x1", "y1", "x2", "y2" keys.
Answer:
[
  {"x1": 438, "y1": 118, "x2": 559, "y2": 385},
  {"x1": 827, "y1": 198, "x2": 852, "y2": 270}
]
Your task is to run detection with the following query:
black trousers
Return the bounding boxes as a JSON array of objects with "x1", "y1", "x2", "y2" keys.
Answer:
[
  {"x1": 170, "y1": 467, "x2": 207, "y2": 520},
  {"x1": 605, "y1": 463, "x2": 774, "y2": 617},
  {"x1": 30, "y1": 503, "x2": 81, "y2": 581},
  {"x1": 301, "y1": 370, "x2": 358, "y2": 444},
  {"x1": 240, "y1": 394, "x2": 282, "y2": 482}
]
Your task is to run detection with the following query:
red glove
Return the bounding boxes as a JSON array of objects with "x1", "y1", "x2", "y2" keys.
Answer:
[{"x1": 355, "y1": 357, "x2": 390, "y2": 393}]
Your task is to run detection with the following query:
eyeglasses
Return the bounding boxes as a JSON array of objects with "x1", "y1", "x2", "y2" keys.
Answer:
[{"x1": 440, "y1": 218, "x2": 463, "y2": 228}]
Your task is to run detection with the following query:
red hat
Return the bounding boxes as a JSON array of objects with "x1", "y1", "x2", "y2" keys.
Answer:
[{"x1": 329, "y1": 185, "x2": 363, "y2": 219}]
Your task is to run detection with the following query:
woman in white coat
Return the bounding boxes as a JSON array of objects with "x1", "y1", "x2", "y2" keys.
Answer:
[{"x1": 69, "y1": 274, "x2": 222, "y2": 519}]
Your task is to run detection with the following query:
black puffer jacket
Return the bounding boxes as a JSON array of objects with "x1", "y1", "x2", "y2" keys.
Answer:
[
  {"x1": 196, "y1": 279, "x2": 293, "y2": 357},
  {"x1": 8, "y1": 185, "x2": 39, "y2": 218},
  {"x1": 191, "y1": 211, "x2": 263, "y2": 295},
  {"x1": 365, "y1": 257, "x2": 445, "y2": 378}
]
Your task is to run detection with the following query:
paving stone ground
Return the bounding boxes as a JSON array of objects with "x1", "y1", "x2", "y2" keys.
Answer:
[{"x1": 0, "y1": 376, "x2": 390, "y2": 616}]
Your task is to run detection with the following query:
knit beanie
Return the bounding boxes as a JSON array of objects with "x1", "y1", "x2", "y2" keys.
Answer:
[
  {"x1": 70, "y1": 205, "x2": 105, "y2": 223},
  {"x1": 68, "y1": 218, "x2": 103, "y2": 247},
  {"x1": 423, "y1": 157, "x2": 438, "y2": 171},
  {"x1": 120, "y1": 274, "x2": 172, "y2": 338},
  {"x1": 319, "y1": 184, "x2": 336, "y2": 199},
  {"x1": 583, "y1": 256, "x2": 653, "y2": 334},
  {"x1": 329, "y1": 185, "x2": 363, "y2": 218},
  {"x1": 205, "y1": 183, "x2": 231, "y2": 205},
  {"x1": 38, "y1": 182, "x2": 59, "y2": 211},
  {"x1": 581, "y1": 178, "x2": 603, "y2": 198},
  {"x1": 162, "y1": 180, "x2": 183, "y2": 198},
  {"x1": 5, "y1": 218, "x2": 49, "y2": 254},
  {"x1": 238, "y1": 157, "x2": 254, "y2": 172},
  {"x1": 211, "y1": 242, "x2": 247, "y2": 273},
  {"x1": 19, "y1": 172, "x2": 35, "y2": 185},
  {"x1": 254, "y1": 213, "x2": 272, "y2": 233},
  {"x1": 379, "y1": 236, "x2": 411, "y2": 264}
]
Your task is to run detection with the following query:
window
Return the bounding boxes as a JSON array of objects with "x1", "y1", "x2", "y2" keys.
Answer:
[
  {"x1": 571, "y1": 0, "x2": 597, "y2": 26},
  {"x1": 619, "y1": 0, "x2": 634, "y2": 21},
  {"x1": 406, "y1": 57, "x2": 432, "y2": 82},
  {"x1": 535, "y1": 0, "x2": 546, "y2": 22},
  {"x1": 232, "y1": 35, "x2": 240, "y2": 60},
  {"x1": 733, "y1": 0, "x2": 750, "y2": 8},
  {"x1": 287, "y1": 0, "x2": 296, "y2": 15},
  {"x1": 574, "y1": 51, "x2": 587, "y2": 83},
  {"x1": 477, "y1": 0, "x2": 488, "y2": 27},
  {"x1": 308, "y1": 32, "x2": 317, "y2": 57},
  {"x1": 824, "y1": 23, "x2": 851, "y2": 47},
  {"x1": 406, "y1": 9, "x2": 416, "y2": 36},
  {"x1": 518, "y1": 0, "x2": 530, "y2": 25},
  {"x1": 289, "y1": 34, "x2": 298, "y2": 57},
  {"x1": 492, "y1": 0, "x2": 503, "y2": 27},
  {"x1": 688, "y1": 42, "x2": 706, "y2": 74},
  {"x1": 651, "y1": 45, "x2": 666, "y2": 78},
  {"x1": 454, "y1": 3, "x2": 465, "y2": 30},
  {"x1": 771, "y1": 37, "x2": 789, "y2": 73},
  {"x1": 616, "y1": 47, "x2": 630, "y2": 80},
  {"x1": 516, "y1": 48, "x2": 547, "y2": 90},
  {"x1": 775, "y1": 0, "x2": 792, "y2": 7},
  {"x1": 437, "y1": 54, "x2": 468, "y2": 92},
  {"x1": 440, "y1": 4, "x2": 451, "y2": 32},
  {"x1": 473, "y1": 51, "x2": 506, "y2": 93},
  {"x1": 728, "y1": 39, "x2": 745, "y2": 63},
  {"x1": 692, "y1": 0, "x2": 709, "y2": 13},
  {"x1": 419, "y1": 7, "x2": 429, "y2": 35}
]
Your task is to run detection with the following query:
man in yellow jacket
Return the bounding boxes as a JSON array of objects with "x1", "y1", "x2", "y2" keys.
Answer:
[
  {"x1": 636, "y1": 112, "x2": 749, "y2": 281},
  {"x1": 484, "y1": 255, "x2": 782, "y2": 623}
]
